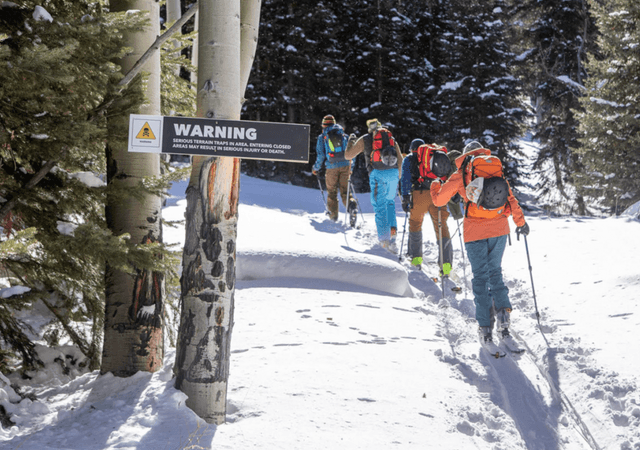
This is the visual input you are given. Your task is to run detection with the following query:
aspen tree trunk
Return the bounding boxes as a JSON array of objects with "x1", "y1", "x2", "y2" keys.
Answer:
[
  {"x1": 174, "y1": 0, "x2": 261, "y2": 425},
  {"x1": 190, "y1": 11, "x2": 199, "y2": 87},
  {"x1": 166, "y1": 0, "x2": 182, "y2": 75},
  {"x1": 102, "y1": 0, "x2": 164, "y2": 376}
]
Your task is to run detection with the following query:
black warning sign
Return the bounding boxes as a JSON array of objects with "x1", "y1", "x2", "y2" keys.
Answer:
[{"x1": 129, "y1": 115, "x2": 310, "y2": 163}]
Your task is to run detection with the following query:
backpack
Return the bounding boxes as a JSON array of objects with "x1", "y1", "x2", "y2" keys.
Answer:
[
  {"x1": 370, "y1": 128, "x2": 398, "y2": 169},
  {"x1": 324, "y1": 125, "x2": 347, "y2": 162},
  {"x1": 460, "y1": 151, "x2": 510, "y2": 219},
  {"x1": 416, "y1": 144, "x2": 451, "y2": 184}
]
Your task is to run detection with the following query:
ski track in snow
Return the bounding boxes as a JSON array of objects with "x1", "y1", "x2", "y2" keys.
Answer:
[
  {"x1": 408, "y1": 240, "x2": 640, "y2": 450},
  {"x1": 322, "y1": 210, "x2": 640, "y2": 450}
]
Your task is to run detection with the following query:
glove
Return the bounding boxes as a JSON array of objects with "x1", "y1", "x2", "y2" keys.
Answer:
[
  {"x1": 349, "y1": 133, "x2": 357, "y2": 141},
  {"x1": 312, "y1": 169, "x2": 318, "y2": 176},
  {"x1": 402, "y1": 195, "x2": 412, "y2": 213},
  {"x1": 516, "y1": 222, "x2": 530, "y2": 236}
]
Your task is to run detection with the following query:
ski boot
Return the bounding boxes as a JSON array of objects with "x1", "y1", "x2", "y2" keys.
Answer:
[
  {"x1": 496, "y1": 307, "x2": 511, "y2": 339},
  {"x1": 380, "y1": 239, "x2": 398, "y2": 255},
  {"x1": 478, "y1": 326, "x2": 493, "y2": 344},
  {"x1": 439, "y1": 263, "x2": 461, "y2": 292},
  {"x1": 440, "y1": 262, "x2": 452, "y2": 277},
  {"x1": 347, "y1": 199, "x2": 358, "y2": 228},
  {"x1": 478, "y1": 326, "x2": 505, "y2": 358},
  {"x1": 496, "y1": 308, "x2": 524, "y2": 353},
  {"x1": 410, "y1": 256, "x2": 422, "y2": 270}
]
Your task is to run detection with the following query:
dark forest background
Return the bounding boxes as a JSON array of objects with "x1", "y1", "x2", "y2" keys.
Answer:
[{"x1": 229, "y1": 0, "x2": 638, "y2": 217}]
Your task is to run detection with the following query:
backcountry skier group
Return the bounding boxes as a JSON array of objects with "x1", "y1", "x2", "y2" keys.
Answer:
[{"x1": 312, "y1": 118, "x2": 531, "y2": 353}]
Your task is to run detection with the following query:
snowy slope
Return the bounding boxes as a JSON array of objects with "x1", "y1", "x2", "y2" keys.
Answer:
[{"x1": 1, "y1": 173, "x2": 639, "y2": 450}]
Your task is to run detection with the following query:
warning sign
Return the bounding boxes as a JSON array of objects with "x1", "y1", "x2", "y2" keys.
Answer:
[
  {"x1": 128, "y1": 114, "x2": 310, "y2": 163},
  {"x1": 129, "y1": 116, "x2": 163, "y2": 151},
  {"x1": 136, "y1": 122, "x2": 156, "y2": 140}
]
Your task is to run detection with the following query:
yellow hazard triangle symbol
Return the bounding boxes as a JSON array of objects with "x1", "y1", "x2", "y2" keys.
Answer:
[{"x1": 136, "y1": 122, "x2": 156, "y2": 140}]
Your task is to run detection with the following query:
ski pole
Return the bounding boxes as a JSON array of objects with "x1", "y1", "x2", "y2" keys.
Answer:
[
  {"x1": 348, "y1": 178, "x2": 365, "y2": 225},
  {"x1": 456, "y1": 219, "x2": 467, "y2": 298},
  {"x1": 442, "y1": 223, "x2": 460, "y2": 251},
  {"x1": 316, "y1": 174, "x2": 328, "y2": 212},
  {"x1": 437, "y1": 207, "x2": 445, "y2": 299},
  {"x1": 518, "y1": 231, "x2": 542, "y2": 328},
  {"x1": 398, "y1": 213, "x2": 408, "y2": 262}
]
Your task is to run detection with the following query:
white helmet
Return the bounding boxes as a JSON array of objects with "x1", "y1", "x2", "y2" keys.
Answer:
[{"x1": 463, "y1": 140, "x2": 484, "y2": 153}]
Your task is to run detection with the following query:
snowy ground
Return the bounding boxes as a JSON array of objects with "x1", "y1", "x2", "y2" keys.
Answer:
[{"x1": 1, "y1": 166, "x2": 640, "y2": 450}]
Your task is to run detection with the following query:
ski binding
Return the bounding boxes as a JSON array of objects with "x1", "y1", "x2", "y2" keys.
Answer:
[
  {"x1": 499, "y1": 335, "x2": 525, "y2": 354},
  {"x1": 480, "y1": 340, "x2": 506, "y2": 358}
]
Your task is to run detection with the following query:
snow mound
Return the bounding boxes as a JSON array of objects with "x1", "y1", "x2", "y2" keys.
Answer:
[
  {"x1": 237, "y1": 250, "x2": 414, "y2": 297},
  {"x1": 623, "y1": 200, "x2": 640, "y2": 220}
]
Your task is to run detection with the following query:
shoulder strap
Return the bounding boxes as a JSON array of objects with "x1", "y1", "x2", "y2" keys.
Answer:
[
  {"x1": 380, "y1": 130, "x2": 391, "y2": 149},
  {"x1": 460, "y1": 155, "x2": 473, "y2": 189}
]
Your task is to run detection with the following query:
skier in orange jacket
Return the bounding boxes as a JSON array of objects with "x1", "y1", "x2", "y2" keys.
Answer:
[{"x1": 430, "y1": 141, "x2": 529, "y2": 349}]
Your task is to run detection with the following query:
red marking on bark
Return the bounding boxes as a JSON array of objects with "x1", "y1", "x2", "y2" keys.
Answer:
[
  {"x1": 225, "y1": 158, "x2": 240, "y2": 220},
  {"x1": 207, "y1": 163, "x2": 217, "y2": 215},
  {"x1": 130, "y1": 234, "x2": 162, "y2": 325},
  {"x1": 144, "y1": 327, "x2": 163, "y2": 372}
]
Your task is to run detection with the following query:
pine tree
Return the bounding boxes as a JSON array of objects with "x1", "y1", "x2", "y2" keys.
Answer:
[
  {"x1": 513, "y1": 0, "x2": 595, "y2": 214},
  {"x1": 433, "y1": 0, "x2": 527, "y2": 184},
  {"x1": 241, "y1": 0, "x2": 323, "y2": 186},
  {"x1": 575, "y1": 0, "x2": 640, "y2": 214},
  {"x1": 398, "y1": 0, "x2": 448, "y2": 145},
  {"x1": 0, "y1": 1, "x2": 184, "y2": 374},
  {"x1": 340, "y1": 0, "x2": 414, "y2": 138},
  {"x1": 0, "y1": 2, "x2": 152, "y2": 371}
]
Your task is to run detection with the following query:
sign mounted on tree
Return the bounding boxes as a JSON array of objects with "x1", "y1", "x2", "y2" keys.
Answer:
[{"x1": 128, "y1": 114, "x2": 310, "y2": 163}]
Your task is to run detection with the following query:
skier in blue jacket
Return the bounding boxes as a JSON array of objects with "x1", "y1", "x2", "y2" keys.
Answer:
[
  {"x1": 312, "y1": 115, "x2": 356, "y2": 222},
  {"x1": 345, "y1": 119, "x2": 403, "y2": 252}
]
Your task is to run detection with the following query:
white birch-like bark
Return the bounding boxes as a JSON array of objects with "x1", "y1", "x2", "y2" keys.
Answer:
[
  {"x1": 240, "y1": 0, "x2": 261, "y2": 93},
  {"x1": 174, "y1": 0, "x2": 261, "y2": 425},
  {"x1": 102, "y1": 0, "x2": 164, "y2": 376},
  {"x1": 190, "y1": 11, "x2": 199, "y2": 87},
  {"x1": 166, "y1": 0, "x2": 182, "y2": 79}
]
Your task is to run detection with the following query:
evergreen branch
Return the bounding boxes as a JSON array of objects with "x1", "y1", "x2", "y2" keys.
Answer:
[
  {"x1": 0, "y1": 5, "x2": 198, "y2": 222},
  {"x1": 41, "y1": 296, "x2": 91, "y2": 358},
  {"x1": 0, "y1": 156, "x2": 61, "y2": 222}
]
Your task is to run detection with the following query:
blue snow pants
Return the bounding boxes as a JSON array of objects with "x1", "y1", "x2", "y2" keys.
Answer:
[
  {"x1": 369, "y1": 168, "x2": 399, "y2": 241},
  {"x1": 465, "y1": 235, "x2": 511, "y2": 327}
]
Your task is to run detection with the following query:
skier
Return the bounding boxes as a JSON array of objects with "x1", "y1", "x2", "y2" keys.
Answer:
[
  {"x1": 345, "y1": 118, "x2": 403, "y2": 252},
  {"x1": 399, "y1": 139, "x2": 453, "y2": 273},
  {"x1": 430, "y1": 140, "x2": 529, "y2": 353},
  {"x1": 312, "y1": 115, "x2": 356, "y2": 222}
]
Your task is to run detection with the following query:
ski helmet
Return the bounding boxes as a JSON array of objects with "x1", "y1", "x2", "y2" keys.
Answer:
[
  {"x1": 366, "y1": 118, "x2": 381, "y2": 133},
  {"x1": 409, "y1": 139, "x2": 425, "y2": 152},
  {"x1": 463, "y1": 140, "x2": 484, "y2": 154}
]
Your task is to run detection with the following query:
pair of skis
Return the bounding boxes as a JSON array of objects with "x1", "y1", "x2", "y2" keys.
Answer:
[{"x1": 481, "y1": 334, "x2": 525, "y2": 358}]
